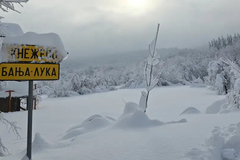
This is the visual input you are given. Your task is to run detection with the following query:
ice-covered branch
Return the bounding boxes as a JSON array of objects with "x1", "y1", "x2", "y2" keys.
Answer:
[
  {"x1": 0, "y1": 112, "x2": 21, "y2": 156},
  {"x1": 0, "y1": 138, "x2": 8, "y2": 157},
  {"x1": 220, "y1": 57, "x2": 240, "y2": 78},
  {"x1": 139, "y1": 24, "x2": 160, "y2": 113},
  {"x1": 0, "y1": 0, "x2": 28, "y2": 13},
  {"x1": 0, "y1": 112, "x2": 21, "y2": 138}
]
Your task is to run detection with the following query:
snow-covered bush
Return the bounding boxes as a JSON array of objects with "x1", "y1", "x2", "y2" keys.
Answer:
[
  {"x1": 186, "y1": 122, "x2": 240, "y2": 160},
  {"x1": 206, "y1": 34, "x2": 240, "y2": 111},
  {"x1": 70, "y1": 74, "x2": 82, "y2": 93},
  {"x1": 226, "y1": 78, "x2": 240, "y2": 109},
  {"x1": 160, "y1": 48, "x2": 213, "y2": 85},
  {"x1": 220, "y1": 58, "x2": 240, "y2": 110},
  {"x1": 37, "y1": 66, "x2": 120, "y2": 97},
  {"x1": 191, "y1": 77, "x2": 206, "y2": 88},
  {"x1": 215, "y1": 74, "x2": 227, "y2": 95},
  {"x1": 207, "y1": 61, "x2": 223, "y2": 86},
  {"x1": 233, "y1": 79, "x2": 240, "y2": 108},
  {"x1": 206, "y1": 60, "x2": 231, "y2": 95}
]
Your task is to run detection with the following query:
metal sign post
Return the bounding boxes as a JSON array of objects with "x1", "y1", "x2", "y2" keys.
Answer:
[
  {"x1": 27, "y1": 80, "x2": 33, "y2": 160},
  {"x1": 0, "y1": 33, "x2": 68, "y2": 160}
]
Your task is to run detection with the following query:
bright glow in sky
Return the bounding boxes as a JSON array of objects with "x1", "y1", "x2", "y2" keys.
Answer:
[
  {"x1": 127, "y1": 0, "x2": 148, "y2": 10},
  {"x1": 125, "y1": 0, "x2": 150, "y2": 15},
  {"x1": 128, "y1": 0, "x2": 146, "y2": 6},
  {"x1": 1, "y1": 0, "x2": 240, "y2": 58}
]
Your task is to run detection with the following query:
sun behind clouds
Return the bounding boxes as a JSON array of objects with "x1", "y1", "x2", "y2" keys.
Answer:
[
  {"x1": 96, "y1": 0, "x2": 153, "y2": 17},
  {"x1": 127, "y1": 0, "x2": 147, "y2": 7},
  {"x1": 124, "y1": 0, "x2": 151, "y2": 16}
]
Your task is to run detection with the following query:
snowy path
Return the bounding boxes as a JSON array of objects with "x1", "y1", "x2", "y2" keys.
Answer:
[{"x1": 2, "y1": 86, "x2": 237, "y2": 160}]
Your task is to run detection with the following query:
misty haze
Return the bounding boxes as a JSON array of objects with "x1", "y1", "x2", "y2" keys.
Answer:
[{"x1": 1, "y1": 1, "x2": 240, "y2": 160}]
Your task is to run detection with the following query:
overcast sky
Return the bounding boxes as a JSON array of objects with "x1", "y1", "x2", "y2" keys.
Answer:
[{"x1": 1, "y1": 0, "x2": 240, "y2": 58}]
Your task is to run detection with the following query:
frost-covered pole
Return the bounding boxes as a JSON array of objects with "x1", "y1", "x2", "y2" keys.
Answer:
[{"x1": 139, "y1": 24, "x2": 160, "y2": 113}]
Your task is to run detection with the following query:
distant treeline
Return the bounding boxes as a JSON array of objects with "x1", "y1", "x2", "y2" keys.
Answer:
[{"x1": 209, "y1": 33, "x2": 240, "y2": 50}]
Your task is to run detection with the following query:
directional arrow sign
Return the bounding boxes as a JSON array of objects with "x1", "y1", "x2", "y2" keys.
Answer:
[{"x1": 0, "y1": 63, "x2": 59, "y2": 81}]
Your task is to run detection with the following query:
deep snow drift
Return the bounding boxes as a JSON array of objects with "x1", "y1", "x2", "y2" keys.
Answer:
[
  {"x1": 205, "y1": 99, "x2": 226, "y2": 114},
  {"x1": 62, "y1": 101, "x2": 186, "y2": 141},
  {"x1": 205, "y1": 98, "x2": 240, "y2": 114},
  {"x1": 1, "y1": 86, "x2": 237, "y2": 160},
  {"x1": 114, "y1": 102, "x2": 164, "y2": 128},
  {"x1": 62, "y1": 114, "x2": 115, "y2": 140}
]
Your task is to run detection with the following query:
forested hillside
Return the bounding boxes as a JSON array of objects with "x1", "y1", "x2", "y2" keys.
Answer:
[
  {"x1": 36, "y1": 33, "x2": 240, "y2": 103},
  {"x1": 36, "y1": 47, "x2": 211, "y2": 97}
]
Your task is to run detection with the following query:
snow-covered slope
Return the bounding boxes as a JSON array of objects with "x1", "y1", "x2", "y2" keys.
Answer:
[{"x1": 1, "y1": 86, "x2": 237, "y2": 160}]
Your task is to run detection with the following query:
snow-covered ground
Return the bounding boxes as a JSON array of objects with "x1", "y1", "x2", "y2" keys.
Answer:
[{"x1": 2, "y1": 86, "x2": 240, "y2": 160}]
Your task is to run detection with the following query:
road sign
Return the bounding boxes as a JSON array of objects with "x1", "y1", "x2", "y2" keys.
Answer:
[
  {"x1": 0, "y1": 32, "x2": 68, "y2": 160},
  {"x1": 0, "y1": 63, "x2": 59, "y2": 81},
  {"x1": 3, "y1": 44, "x2": 60, "y2": 63}
]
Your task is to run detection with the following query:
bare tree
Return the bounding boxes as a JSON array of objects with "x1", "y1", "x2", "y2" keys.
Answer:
[
  {"x1": 139, "y1": 24, "x2": 160, "y2": 113},
  {"x1": 0, "y1": 0, "x2": 28, "y2": 13}
]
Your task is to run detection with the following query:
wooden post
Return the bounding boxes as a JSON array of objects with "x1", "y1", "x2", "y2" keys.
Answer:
[{"x1": 5, "y1": 90, "x2": 15, "y2": 112}]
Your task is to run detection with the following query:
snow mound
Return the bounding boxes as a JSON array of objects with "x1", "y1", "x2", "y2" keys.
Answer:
[
  {"x1": 185, "y1": 122, "x2": 240, "y2": 160},
  {"x1": 114, "y1": 102, "x2": 164, "y2": 128},
  {"x1": 205, "y1": 99, "x2": 227, "y2": 114},
  {"x1": 0, "y1": 23, "x2": 23, "y2": 36},
  {"x1": 180, "y1": 107, "x2": 201, "y2": 115},
  {"x1": 62, "y1": 114, "x2": 115, "y2": 140},
  {"x1": 32, "y1": 133, "x2": 50, "y2": 153},
  {"x1": 20, "y1": 133, "x2": 69, "y2": 160}
]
